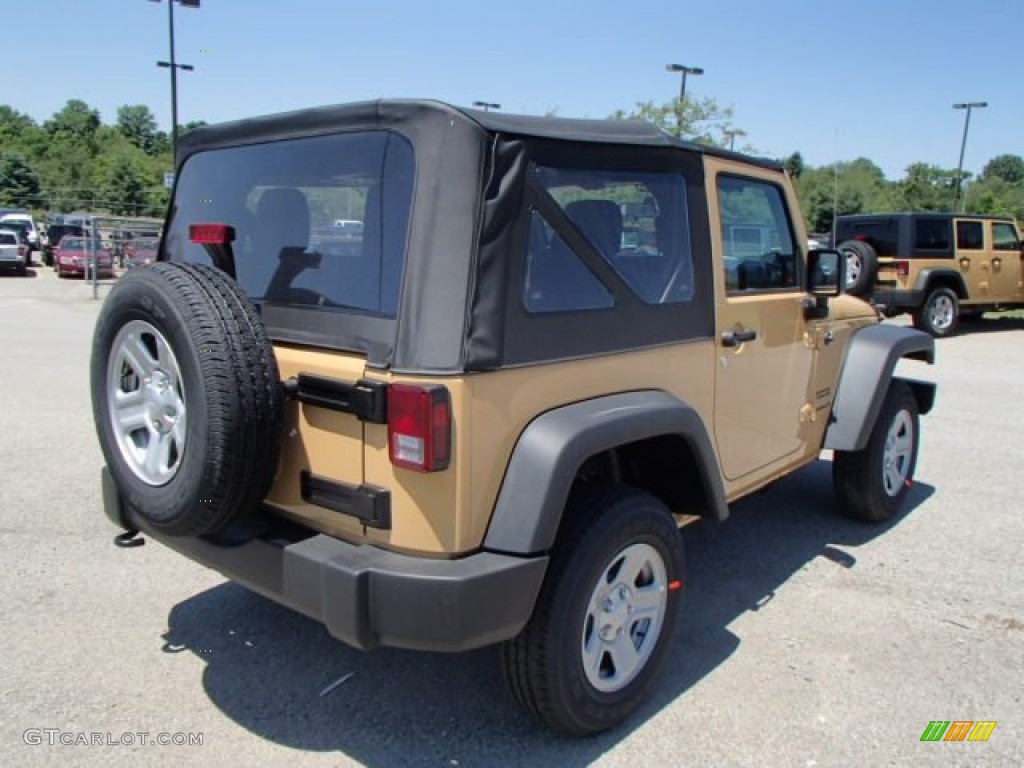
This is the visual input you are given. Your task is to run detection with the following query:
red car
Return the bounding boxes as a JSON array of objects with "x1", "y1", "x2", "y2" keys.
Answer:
[
  {"x1": 55, "y1": 237, "x2": 114, "y2": 279},
  {"x1": 123, "y1": 237, "x2": 160, "y2": 269}
]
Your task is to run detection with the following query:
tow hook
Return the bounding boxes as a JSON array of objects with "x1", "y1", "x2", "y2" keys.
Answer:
[{"x1": 114, "y1": 529, "x2": 145, "y2": 548}]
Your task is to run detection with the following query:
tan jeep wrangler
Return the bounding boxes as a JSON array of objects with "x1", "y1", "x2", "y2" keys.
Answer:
[
  {"x1": 836, "y1": 212, "x2": 1024, "y2": 336},
  {"x1": 91, "y1": 100, "x2": 936, "y2": 736}
]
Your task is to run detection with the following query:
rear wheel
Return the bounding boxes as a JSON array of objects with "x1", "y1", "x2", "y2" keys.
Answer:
[
  {"x1": 501, "y1": 486, "x2": 684, "y2": 735},
  {"x1": 833, "y1": 381, "x2": 919, "y2": 522},
  {"x1": 913, "y1": 287, "x2": 959, "y2": 337}
]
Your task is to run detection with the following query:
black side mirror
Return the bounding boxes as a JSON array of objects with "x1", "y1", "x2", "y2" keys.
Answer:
[
  {"x1": 805, "y1": 248, "x2": 844, "y2": 319},
  {"x1": 808, "y1": 248, "x2": 843, "y2": 296}
]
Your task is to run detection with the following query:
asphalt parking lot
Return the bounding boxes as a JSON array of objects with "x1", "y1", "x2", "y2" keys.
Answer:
[{"x1": 1, "y1": 264, "x2": 1021, "y2": 767}]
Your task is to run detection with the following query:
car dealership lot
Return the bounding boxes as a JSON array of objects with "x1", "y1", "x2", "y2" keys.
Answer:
[{"x1": 0, "y1": 268, "x2": 1021, "y2": 767}]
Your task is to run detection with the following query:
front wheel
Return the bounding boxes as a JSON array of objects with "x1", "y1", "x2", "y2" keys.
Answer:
[
  {"x1": 833, "y1": 381, "x2": 920, "y2": 522},
  {"x1": 913, "y1": 287, "x2": 959, "y2": 337},
  {"x1": 501, "y1": 486, "x2": 685, "y2": 735}
]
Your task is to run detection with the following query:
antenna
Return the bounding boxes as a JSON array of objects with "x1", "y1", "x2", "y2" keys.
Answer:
[{"x1": 832, "y1": 129, "x2": 840, "y2": 240}]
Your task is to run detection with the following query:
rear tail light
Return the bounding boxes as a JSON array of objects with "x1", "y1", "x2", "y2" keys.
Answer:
[
  {"x1": 387, "y1": 384, "x2": 451, "y2": 472},
  {"x1": 189, "y1": 223, "x2": 235, "y2": 245},
  {"x1": 896, "y1": 261, "x2": 909, "y2": 277},
  {"x1": 17, "y1": 245, "x2": 26, "y2": 257}
]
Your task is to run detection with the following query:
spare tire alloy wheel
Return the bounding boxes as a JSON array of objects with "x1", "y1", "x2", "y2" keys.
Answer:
[
  {"x1": 107, "y1": 320, "x2": 186, "y2": 486},
  {"x1": 836, "y1": 240, "x2": 877, "y2": 297},
  {"x1": 91, "y1": 262, "x2": 282, "y2": 537}
]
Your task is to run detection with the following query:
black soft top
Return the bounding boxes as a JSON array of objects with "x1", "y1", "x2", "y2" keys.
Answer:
[{"x1": 177, "y1": 98, "x2": 780, "y2": 170}]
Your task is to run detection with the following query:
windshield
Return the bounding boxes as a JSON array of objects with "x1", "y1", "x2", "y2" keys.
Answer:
[{"x1": 59, "y1": 238, "x2": 96, "y2": 251}]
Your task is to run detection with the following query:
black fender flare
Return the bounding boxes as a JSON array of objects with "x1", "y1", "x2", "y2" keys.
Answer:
[
  {"x1": 913, "y1": 268, "x2": 968, "y2": 299},
  {"x1": 824, "y1": 324, "x2": 936, "y2": 452},
  {"x1": 483, "y1": 390, "x2": 728, "y2": 555}
]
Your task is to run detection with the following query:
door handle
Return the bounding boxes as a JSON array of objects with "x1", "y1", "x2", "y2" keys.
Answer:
[{"x1": 721, "y1": 328, "x2": 757, "y2": 347}]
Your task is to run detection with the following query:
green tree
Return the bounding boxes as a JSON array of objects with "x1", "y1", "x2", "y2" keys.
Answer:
[
  {"x1": 98, "y1": 156, "x2": 149, "y2": 215},
  {"x1": 117, "y1": 105, "x2": 159, "y2": 155},
  {"x1": 0, "y1": 106, "x2": 36, "y2": 145},
  {"x1": 783, "y1": 151, "x2": 805, "y2": 180},
  {"x1": 793, "y1": 158, "x2": 890, "y2": 232},
  {"x1": 44, "y1": 99, "x2": 101, "y2": 142},
  {"x1": 611, "y1": 96, "x2": 741, "y2": 148},
  {"x1": 981, "y1": 154, "x2": 1024, "y2": 184},
  {"x1": 894, "y1": 163, "x2": 959, "y2": 211},
  {"x1": 0, "y1": 153, "x2": 42, "y2": 207}
]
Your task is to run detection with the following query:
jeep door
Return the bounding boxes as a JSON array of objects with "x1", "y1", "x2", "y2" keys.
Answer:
[
  {"x1": 954, "y1": 219, "x2": 995, "y2": 301},
  {"x1": 988, "y1": 220, "x2": 1023, "y2": 300},
  {"x1": 706, "y1": 160, "x2": 820, "y2": 484}
]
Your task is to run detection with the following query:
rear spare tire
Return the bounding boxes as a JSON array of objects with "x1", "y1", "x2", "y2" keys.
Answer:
[
  {"x1": 836, "y1": 240, "x2": 877, "y2": 297},
  {"x1": 91, "y1": 262, "x2": 282, "y2": 536}
]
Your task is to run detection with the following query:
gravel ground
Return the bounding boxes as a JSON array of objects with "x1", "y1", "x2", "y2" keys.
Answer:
[{"x1": 0, "y1": 265, "x2": 1021, "y2": 767}]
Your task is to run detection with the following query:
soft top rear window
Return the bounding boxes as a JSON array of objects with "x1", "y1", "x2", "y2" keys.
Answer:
[{"x1": 166, "y1": 131, "x2": 414, "y2": 326}]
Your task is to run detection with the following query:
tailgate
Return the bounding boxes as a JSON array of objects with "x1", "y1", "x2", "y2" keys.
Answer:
[{"x1": 264, "y1": 346, "x2": 368, "y2": 541}]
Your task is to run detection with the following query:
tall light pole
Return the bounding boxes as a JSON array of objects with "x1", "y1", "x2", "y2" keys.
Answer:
[
  {"x1": 665, "y1": 63, "x2": 703, "y2": 103},
  {"x1": 952, "y1": 101, "x2": 987, "y2": 212},
  {"x1": 150, "y1": 0, "x2": 200, "y2": 158},
  {"x1": 473, "y1": 101, "x2": 501, "y2": 112}
]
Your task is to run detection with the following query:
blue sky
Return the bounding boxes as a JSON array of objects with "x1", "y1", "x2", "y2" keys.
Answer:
[{"x1": 3, "y1": 0, "x2": 1020, "y2": 179}]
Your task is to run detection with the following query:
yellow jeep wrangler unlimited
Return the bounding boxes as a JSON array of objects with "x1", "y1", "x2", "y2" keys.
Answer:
[
  {"x1": 836, "y1": 212, "x2": 1024, "y2": 336},
  {"x1": 92, "y1": 100, "x2": 936, "y2": 735}
]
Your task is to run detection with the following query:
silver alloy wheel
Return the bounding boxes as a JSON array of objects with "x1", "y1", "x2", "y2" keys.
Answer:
[
  {"x1": 882, "y1": 410, "x2": 914, "y2": 497},
  {"x1": 581, "y1": 542, "x2": 668, "y2": 693},
  {"x1": 106, "y1": 320, "x2": 187, "y2": 486},
  {"x1": 927, "y1": 294, "x2": 955, "y2": 331},
  {"x1": 843, "y1": 249, "x2": 861, "y2": 288}
]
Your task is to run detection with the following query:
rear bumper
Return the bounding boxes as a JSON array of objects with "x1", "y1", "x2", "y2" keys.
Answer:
[
  {"x1": 871, "y1": 289, "x2": 923, "y2": 312},
  {"x1": 58, "y1": 262, "x2": 113, "y2": 276},
  {"x1": 101, "y1": 467, "x2": 547, "y2": 652}
]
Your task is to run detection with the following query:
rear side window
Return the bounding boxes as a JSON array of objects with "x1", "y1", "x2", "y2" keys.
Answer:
[
  {"x1": 167, "y1": 131, "x2": 414, "y2": 318},
  {"x1": 956, "y1": 221, "x2": 983, "y2": 250},
  {"x1": 523, "y1": 211, "x2": 614, "y2": 312},
  {"x1": 0, "y1": 233, "x2": 16, "y2": 245},
  {"x1": 717, "y1": 175, "x2": 799, "y2": 292},
  {"x1": 532, "y1": 166, "x2": 695, "y2": 306},
  {"x1": 914, "y1": 219, "x2": 952, "y2": 254},
  {"x1": 992, "y1": 222, "x2": 1021, "y2": 251},
  {"x1": 836, "y1": 218, "x2": 899, "y2": 256}
]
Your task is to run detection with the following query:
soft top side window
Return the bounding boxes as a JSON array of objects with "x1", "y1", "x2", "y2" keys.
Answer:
[
  {"x1": 532, "y1": 166, "x2": 695, "y2": 306},
  {"x1": 914, "y1": 218, "x2": 952, "y2": 253}
]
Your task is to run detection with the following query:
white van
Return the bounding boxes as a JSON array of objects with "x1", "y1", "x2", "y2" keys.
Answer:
[{"x1": 0, "y1": 214, "x2": 40, "y2": 252}]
